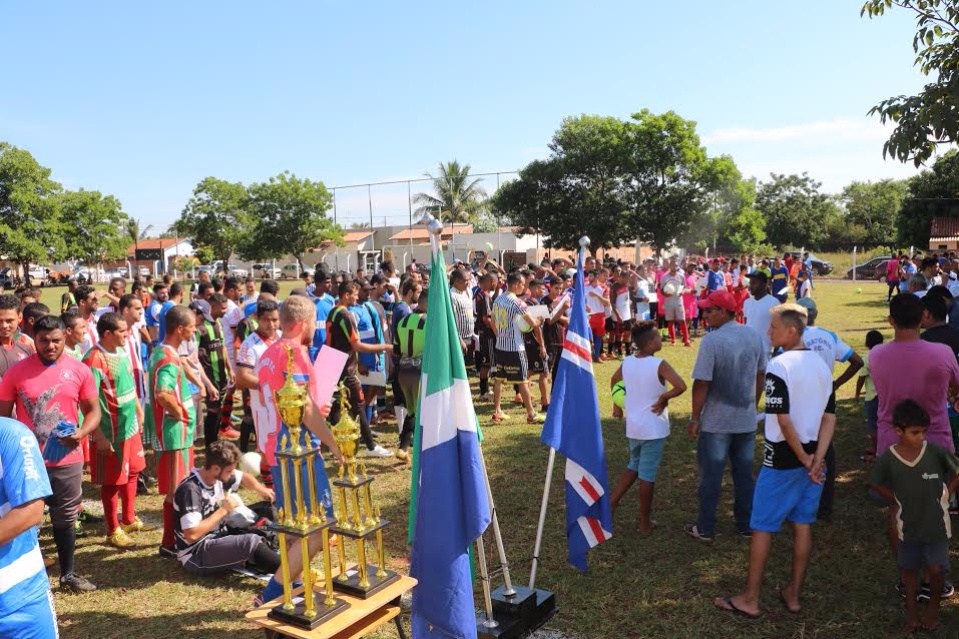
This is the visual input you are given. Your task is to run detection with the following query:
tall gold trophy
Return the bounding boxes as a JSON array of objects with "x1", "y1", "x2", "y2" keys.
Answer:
[
  {"x1": 329, "y1": 383, "x2": 400, "y2": 597},
  {"x1": 267, "y1": 348, "x2": 348, "y2": 629}
]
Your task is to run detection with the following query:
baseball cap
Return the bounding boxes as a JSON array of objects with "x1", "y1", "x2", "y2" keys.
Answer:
[
  {"x1": 795, "y1": 297, "x2": 817, "y2": 313},
  {"x1": 189, "y1": 299, "x2": 213, "y2": 323},
  {"x1": 745, "y1": 270, "x2": 768, "y2": 282},
  {"x1": 696, "y1": 290, "x2": 737, "y2": 313}
]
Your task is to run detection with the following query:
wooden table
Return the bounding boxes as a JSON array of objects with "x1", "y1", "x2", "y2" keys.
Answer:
[{"x1": 246, "y1": 574, "x2": 417, "y2": 639}]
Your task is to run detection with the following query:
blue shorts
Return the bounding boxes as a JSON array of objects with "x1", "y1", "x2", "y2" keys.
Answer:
[
  {"x1": 865, "y1": 398, "x2": 878, "y2": 433},
  {"x1": 0, "y1": 590, "x2": 58, "y2": 639},
  {"x1": 898, "y1": 540, "x2": 950, "y2": 572},
  {"x1": 626, "y1": 437, "x2": 666, "y2": 482},
  {"x1": 749, "y1": 466, "x2": 823, "y2": 532}
]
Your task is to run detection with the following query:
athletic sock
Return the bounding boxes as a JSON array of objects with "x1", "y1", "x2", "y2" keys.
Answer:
[
  {"x1": 479, "y1": 377, "x2": 489, "y2": 396},
  {"x1": 667, "y1": 323, "x2": 676, "y2": 343},
  {"x1": 261, "y1": 576, "x2": 285, "y2": 603},
  {"x1": 101, "y1": 485, "x2": 120, "y2": 535},
  {"x1": 52, "y1": 525, "x2": 76, "y2": 577},
  {"x1": 121, "y1": 472, "x2": 138, "y2": 525},
  {"x1": 162, "y1": 501, "x2": 175, "y2": 549},
  {"x1": 680, "y1": 321, "x2": 690, "y2": 344}
]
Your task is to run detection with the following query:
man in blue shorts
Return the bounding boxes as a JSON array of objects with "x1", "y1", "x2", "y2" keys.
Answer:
[
  {"x1": 0, "y1": 416, "x2": 58, "y2": 638},
  {"x1": 715, "y1": 303, "x2": 835, "y2": 619}
]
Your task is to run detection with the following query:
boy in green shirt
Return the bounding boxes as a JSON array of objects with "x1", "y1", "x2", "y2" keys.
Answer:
[{"x1": 871, "y1": 399, "x2": 959, "y2": 633}]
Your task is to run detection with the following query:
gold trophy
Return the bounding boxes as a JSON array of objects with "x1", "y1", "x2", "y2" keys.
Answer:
[
  {"x1": 329, "y1": 383, "x2": 400, "y2": 597},
  {"x1": 266, "y1": 347, "x2": 348, "y2": 629}
]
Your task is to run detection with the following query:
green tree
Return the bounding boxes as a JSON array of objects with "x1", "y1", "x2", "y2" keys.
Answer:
[
  {"x1": 244, "y1": 172, "x2": 342, "y2": 272},
  {"x1": 896, "y1": 149, "x2": 959, "y2": 247},
  {"x1": 622, "y1": 110, "x2": 740, "y2": 253},
  {"x1": 724, "y1": 206, "x2": 768, "y2": 254},
  {"x1": 0, "y1": 142, "x2": 64, "y2": 275},
  {"x1": 413, "y1": 160, "x2": 488, "y2": 225},
  {"x1": 840, "y1": 179, "x2": 906, "y2": 247},
  {"x1": 193, "y1": 244, "x2": 215, "y2": 266},
  {"x1": 755, "y1": 173, "x2": 834, "y2": 248},
  {"x1": 862, "y1": 0, "x2": 959, "y2": 165},
  {"x1": 175, "y1": 177, "x2": 250, "y2": 266},
  {"x1": 495, "y1": 116, "x2": 631, "y2": 252},
  {"x1": 61, "y1": 190, "x2": 129, "y2": 268}
]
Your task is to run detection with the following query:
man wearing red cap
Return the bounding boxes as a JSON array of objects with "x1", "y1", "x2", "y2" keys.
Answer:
[{"x1": 685, "y1": 290, "x2": 767, "y2": 543}]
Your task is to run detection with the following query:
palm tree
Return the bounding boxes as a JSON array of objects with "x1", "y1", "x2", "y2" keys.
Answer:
[
  {"x1": 413, "y1": 160, "x2": 488, "y2": 225},
  {"x1": 125, "y1": 218, "x2": 153, "y2": 271}
]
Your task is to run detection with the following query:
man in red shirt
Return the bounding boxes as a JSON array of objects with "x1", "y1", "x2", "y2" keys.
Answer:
[
  {"x1": 0, "y1": 315, "x2": 102, "y2": 592},
  {"x1": 0, "y1": 295, "x2": 34, "y2": 383}
]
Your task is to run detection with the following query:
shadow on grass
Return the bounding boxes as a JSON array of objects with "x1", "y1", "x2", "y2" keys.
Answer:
[{"x1": 59, "y1": 609, "x2": 250, "y2": 639}]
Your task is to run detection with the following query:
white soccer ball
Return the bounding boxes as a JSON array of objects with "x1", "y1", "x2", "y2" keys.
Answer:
[
  {"x1": 662, "y1": 281, "x2": 681, "y2": 296},
  {"x1": 239, "y1": 451, "x2": 262, "y2": 477},
  {"x1": 514, "y1": 315, "x2": 535, "y2": 333}
]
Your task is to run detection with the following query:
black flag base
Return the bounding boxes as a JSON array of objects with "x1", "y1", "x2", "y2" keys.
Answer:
[{"x1": 477, "y1": 586, "x2": 557, "y2": 639}]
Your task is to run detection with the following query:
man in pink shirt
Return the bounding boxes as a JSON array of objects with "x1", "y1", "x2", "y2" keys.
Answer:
[
  {"x1": 0, "y1": 315, "x2": 102, "y2": 592},
  {"x1": 885, "y1": 255, "x2": 901, "y2": 302}
]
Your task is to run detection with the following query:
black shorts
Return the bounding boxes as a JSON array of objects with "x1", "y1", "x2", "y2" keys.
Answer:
[
  {"x1": 526, "y1": 346, "x2": 547, "y2": 374},
  {"x1": 477, "y1": 333, "x2": 496, "y2": 368},
  {"x1": 493, "y1": 349, "x2": 528, "y2": 382}
]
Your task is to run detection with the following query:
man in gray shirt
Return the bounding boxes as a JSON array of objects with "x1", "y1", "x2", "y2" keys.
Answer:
[{"x1": 685, "y1": 291, "x2": 766, "y2": 542}]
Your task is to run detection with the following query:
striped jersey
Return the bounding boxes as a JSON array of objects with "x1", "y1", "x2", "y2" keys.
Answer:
[
  {"x1": 124, "y1": 327, "x2": 145, "y2": 400},
  {"x1": 145, "y1": 345, "x2": 196, "y2": 451},
  {"x1": 0, "y1": 418, "x2": 52, "y2": 615},
  {"x1": 83, "y1": 345, "x2": 139, "y2": 447},
  {"x1": 450, "y1": 287, "x2": 474, "y2": 341},
  {"x1": 492, "y1": 292, "x2": 528, "y2": 352},
  {"x1": 197, "y1": 318, "x2": 229, "y2": 388},
  {"x1": 394, "y1": 313, "x2": 427, "y2": 359}
]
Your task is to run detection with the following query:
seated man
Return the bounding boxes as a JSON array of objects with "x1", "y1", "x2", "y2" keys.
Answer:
[{"x1": 173, "y1": 440, "x2": 278, "y2": 577}]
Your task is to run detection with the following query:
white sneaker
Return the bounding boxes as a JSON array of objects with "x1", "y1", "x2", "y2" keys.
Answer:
[{"x1": 363, "y1": 445, "x2": 392, "y2": 458}]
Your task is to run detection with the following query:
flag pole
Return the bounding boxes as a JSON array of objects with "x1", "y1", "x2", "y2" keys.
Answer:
[
  {"x1": 476, "y1": 527, "x2": 498, "y2": 628},
  {"x1": 528, "y1": 446, "x2": 556, "y2": 590},
  {"x1": 477, "y1": 445, "x2": 516, "y2": 596}
]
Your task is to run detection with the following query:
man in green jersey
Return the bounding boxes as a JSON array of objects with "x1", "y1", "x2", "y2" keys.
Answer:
[
  {"x1": 146, "y1": 306, "x2": 198, "y2": 558},
  {"x1": 393, "y1": 287, "x2": 428, "y2": 463},
  {"x1": 83, "y1": 313, "x2": 146, "y2": 550},
  {"x1": 194, "y1": 296, "x2": 235, "y2": 449}
]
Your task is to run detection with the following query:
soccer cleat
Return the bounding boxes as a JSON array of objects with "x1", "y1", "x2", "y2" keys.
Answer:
[
  {"x1": 394, "y1": 450, "x2": 410, "y2": 462},
  {"x1": 120, "y1": 517, "x2": 149, "y2": 534},
  {"x1": 362, "y1": 445, "x2": 392, "y2": 458},
  {"x1": 77, "y1": 509, "x2": 104, "y2": 524},
  {"x1": 60, "y1": 573, "x2": 97, "y2": 592},
  {"x1": 218, "y1": 426, "x2": 241, "y2": 440},
  {"x1": 106, "y1": 528, "x2": 136, "y2": 549},
  {"x1": 158, "y1": 545, "x2": 178, "y2": 560},
  {"x1": 74, "y1": 519, "x2": 87, "y2": 538}
]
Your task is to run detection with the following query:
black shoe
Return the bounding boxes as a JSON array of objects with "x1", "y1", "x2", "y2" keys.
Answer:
[
  {"x1": 60, "y1": 573, "x2": 97, "y2": 592},
  {"x1": 918, "y1": 580, "x2": 955, "y2": 601},
  {"x1": 737, "y1": 528, "x2": 753, "y2": 540},
  {"x1": 158, "y1": 545, "x2": 177, "y2": 560},
  {"x1": 77, "y1": 509, "x2": 104, "y2": 524},
  {"x1": 136, "y1": 475, "x2": 149, "y2": 496}
]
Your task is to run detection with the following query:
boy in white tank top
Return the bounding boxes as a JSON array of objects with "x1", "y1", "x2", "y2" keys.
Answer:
[{"x1": 609, "y1": 321, "x2": 687, "y2": 534}]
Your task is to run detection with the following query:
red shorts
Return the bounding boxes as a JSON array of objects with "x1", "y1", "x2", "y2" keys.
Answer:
[
  {"x1": 158, "y1": 448, "x2": 194, "y2": 495},
  {"x1": 91, "y1": 434, "x2": 146, "y2": 486},
  {"x1": 589, "y1": 313, "x2": 606, "y2": 337}
]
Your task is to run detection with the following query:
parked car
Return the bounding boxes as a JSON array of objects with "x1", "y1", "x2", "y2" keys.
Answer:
[
  {"x1": 780, "y1": 251, "x2": 833, "y2": 276},
  {"x1": 227, "y1": 265, "x2": 249, "y2": 278},
  {"x1": 846, "y1": 256, "x2": 891, "y2": 281},
  {"x1": 281, "y1": 264, "x2": 303, "y2": 279},
  {"x1": 252, "y1": 263, "x2": 282, "y2": 279},
  {"x1": 104, "y1": 269, "x2": 125, "y2": 280}
]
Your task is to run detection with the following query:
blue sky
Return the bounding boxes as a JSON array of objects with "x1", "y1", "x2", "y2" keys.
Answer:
[{"x1": 0, "y1": 1, "x2": 930, "y2": 230}]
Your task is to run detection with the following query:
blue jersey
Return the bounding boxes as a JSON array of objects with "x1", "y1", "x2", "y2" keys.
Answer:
[
  {"x1": 0, "y1": 418, "x2": 52, "y2": 617},
  {"x1": 706, "y1": 270, "x2": 725, "y2": 292},
  {"x1": 311, "y1": 294, "x2": 336, "y2": 351},
  {"x1": 351, "y1": 302, "x2": 384, "y2": 372},
  {"x1": 145, "y1": 300, "x2": 163, "y2": 328},
  {"x1": 156, "y1": 301, "x2": 176, "y2": 343},
  {"x1": 770, "y1": 266, "x2": 789, "y2": 297}
]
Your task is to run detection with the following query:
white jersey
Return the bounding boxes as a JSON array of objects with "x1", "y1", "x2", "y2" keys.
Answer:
[
  {"x1": 743, "y1": 294, "x2": 779, "y2": 356},
  {"x1": 237, "y1": 332, "x2": 276, "y2": 451},
  {"x1": 221, "y1": 300, "x2": 244, "y2": 366}
]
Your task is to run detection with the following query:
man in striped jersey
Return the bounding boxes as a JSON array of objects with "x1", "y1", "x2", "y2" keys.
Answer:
[
  {"x1": 148, "y1": 306, "x2": 198, "y2": 558},
  {"x1": 393, "y1": 287, "x2": 428, "y2": 462},
  {"x1": 449, "y1": 268, "x2": 474, "y2": 361},
  {"x1": 195, "y1": 296, "x2": 236, "y2": 448},
  {"x1": 491, "y1": 271, "x2": 544, "y2": 425},
  {"x1": 84, "y1": 313, "x2": 146, "y2": 550}
]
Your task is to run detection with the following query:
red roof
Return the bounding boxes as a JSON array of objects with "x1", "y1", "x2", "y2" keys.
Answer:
[
  {"x1": 931, "y1": 217, "x2": 959, "y2": 239},
  {"x1": 389, "y1": 225, "x2": 473, "y2": 242},
  {"x1": 126, "y1": 238, "x2": 189, "y2": 255}
]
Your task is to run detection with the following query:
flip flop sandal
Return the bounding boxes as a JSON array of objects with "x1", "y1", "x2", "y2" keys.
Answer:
[
  {"x1": 715, "y1": 597, "x2": 761, "y2": 620},
  {"x1": 491, "y1": 413, "x2": 507, "y2": 424}
]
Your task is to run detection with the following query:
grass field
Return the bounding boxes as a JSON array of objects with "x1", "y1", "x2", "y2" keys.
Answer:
[{"x1": 33, "y1": 280, "x2": 959, "y2": 638}]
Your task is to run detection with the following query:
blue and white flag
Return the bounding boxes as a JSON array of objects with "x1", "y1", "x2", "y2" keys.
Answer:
[
  {"x1": 540, "y1": 247, "x2": 613, "y2": 571},
  {"x1": 410, "y1": 228, "x2": 491, "y2": 639}
]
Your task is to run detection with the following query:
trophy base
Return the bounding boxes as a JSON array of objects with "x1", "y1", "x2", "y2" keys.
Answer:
[
  {"x1": 267, "y1": 593, "x2": 349, "y2": 630},
  {"x1": 269, "y1": 519, "x2": 334, "y2": 538},
  {"x1": 333, "y1": 474, "x2": 374, "y2": 489},
  {"x1": 332, "y1": 565, "x2": 401, "y2": 599},
  {"x1": 477, "y1": 586, "x2": 557, "y2": 639},
  {"x1": 330, "y1": 517, "x2": 389, "y2": 539}
]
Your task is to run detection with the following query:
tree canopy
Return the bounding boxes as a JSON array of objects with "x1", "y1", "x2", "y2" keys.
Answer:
[
  {"x1": 0, "y1": 143, "x2": 65, "y2": 269},
  {"x1": 413, "y1": 160, "x2": 488, "y2": 225},
  {"x1": 862, "y1": 0, "x2": 959, "y2": 165},
  {"x1": 896, "y1": 150, "x2": 959, "y2": 247},
  {"x1": 60, "y1": 189, "x2": 129, "y2": 266},
  {"x1": 175, "y1": 177, "x2": 250, "y2": 267}
]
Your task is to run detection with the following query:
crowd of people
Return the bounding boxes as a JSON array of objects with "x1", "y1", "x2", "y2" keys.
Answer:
[{"x1": 1, "y1": 247, "x2": 959, "y2": 634}]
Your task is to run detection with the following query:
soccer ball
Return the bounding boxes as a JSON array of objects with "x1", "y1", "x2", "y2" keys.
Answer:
[
  {"x1": 854, "y1": 287, "x2": 862, "y2": 294},
  {"x1": 611, "y1": 380, "x2": 626, "y2": 409},
  {"x1": 662, "y1": 281, "x2": 681, "y2": 296},
  {"x1": 514, "y1": 315, "x2": 535, "y2": 333},
  {"x1": 239, "y1": 451, "x2": 262, "y2": 478}
]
